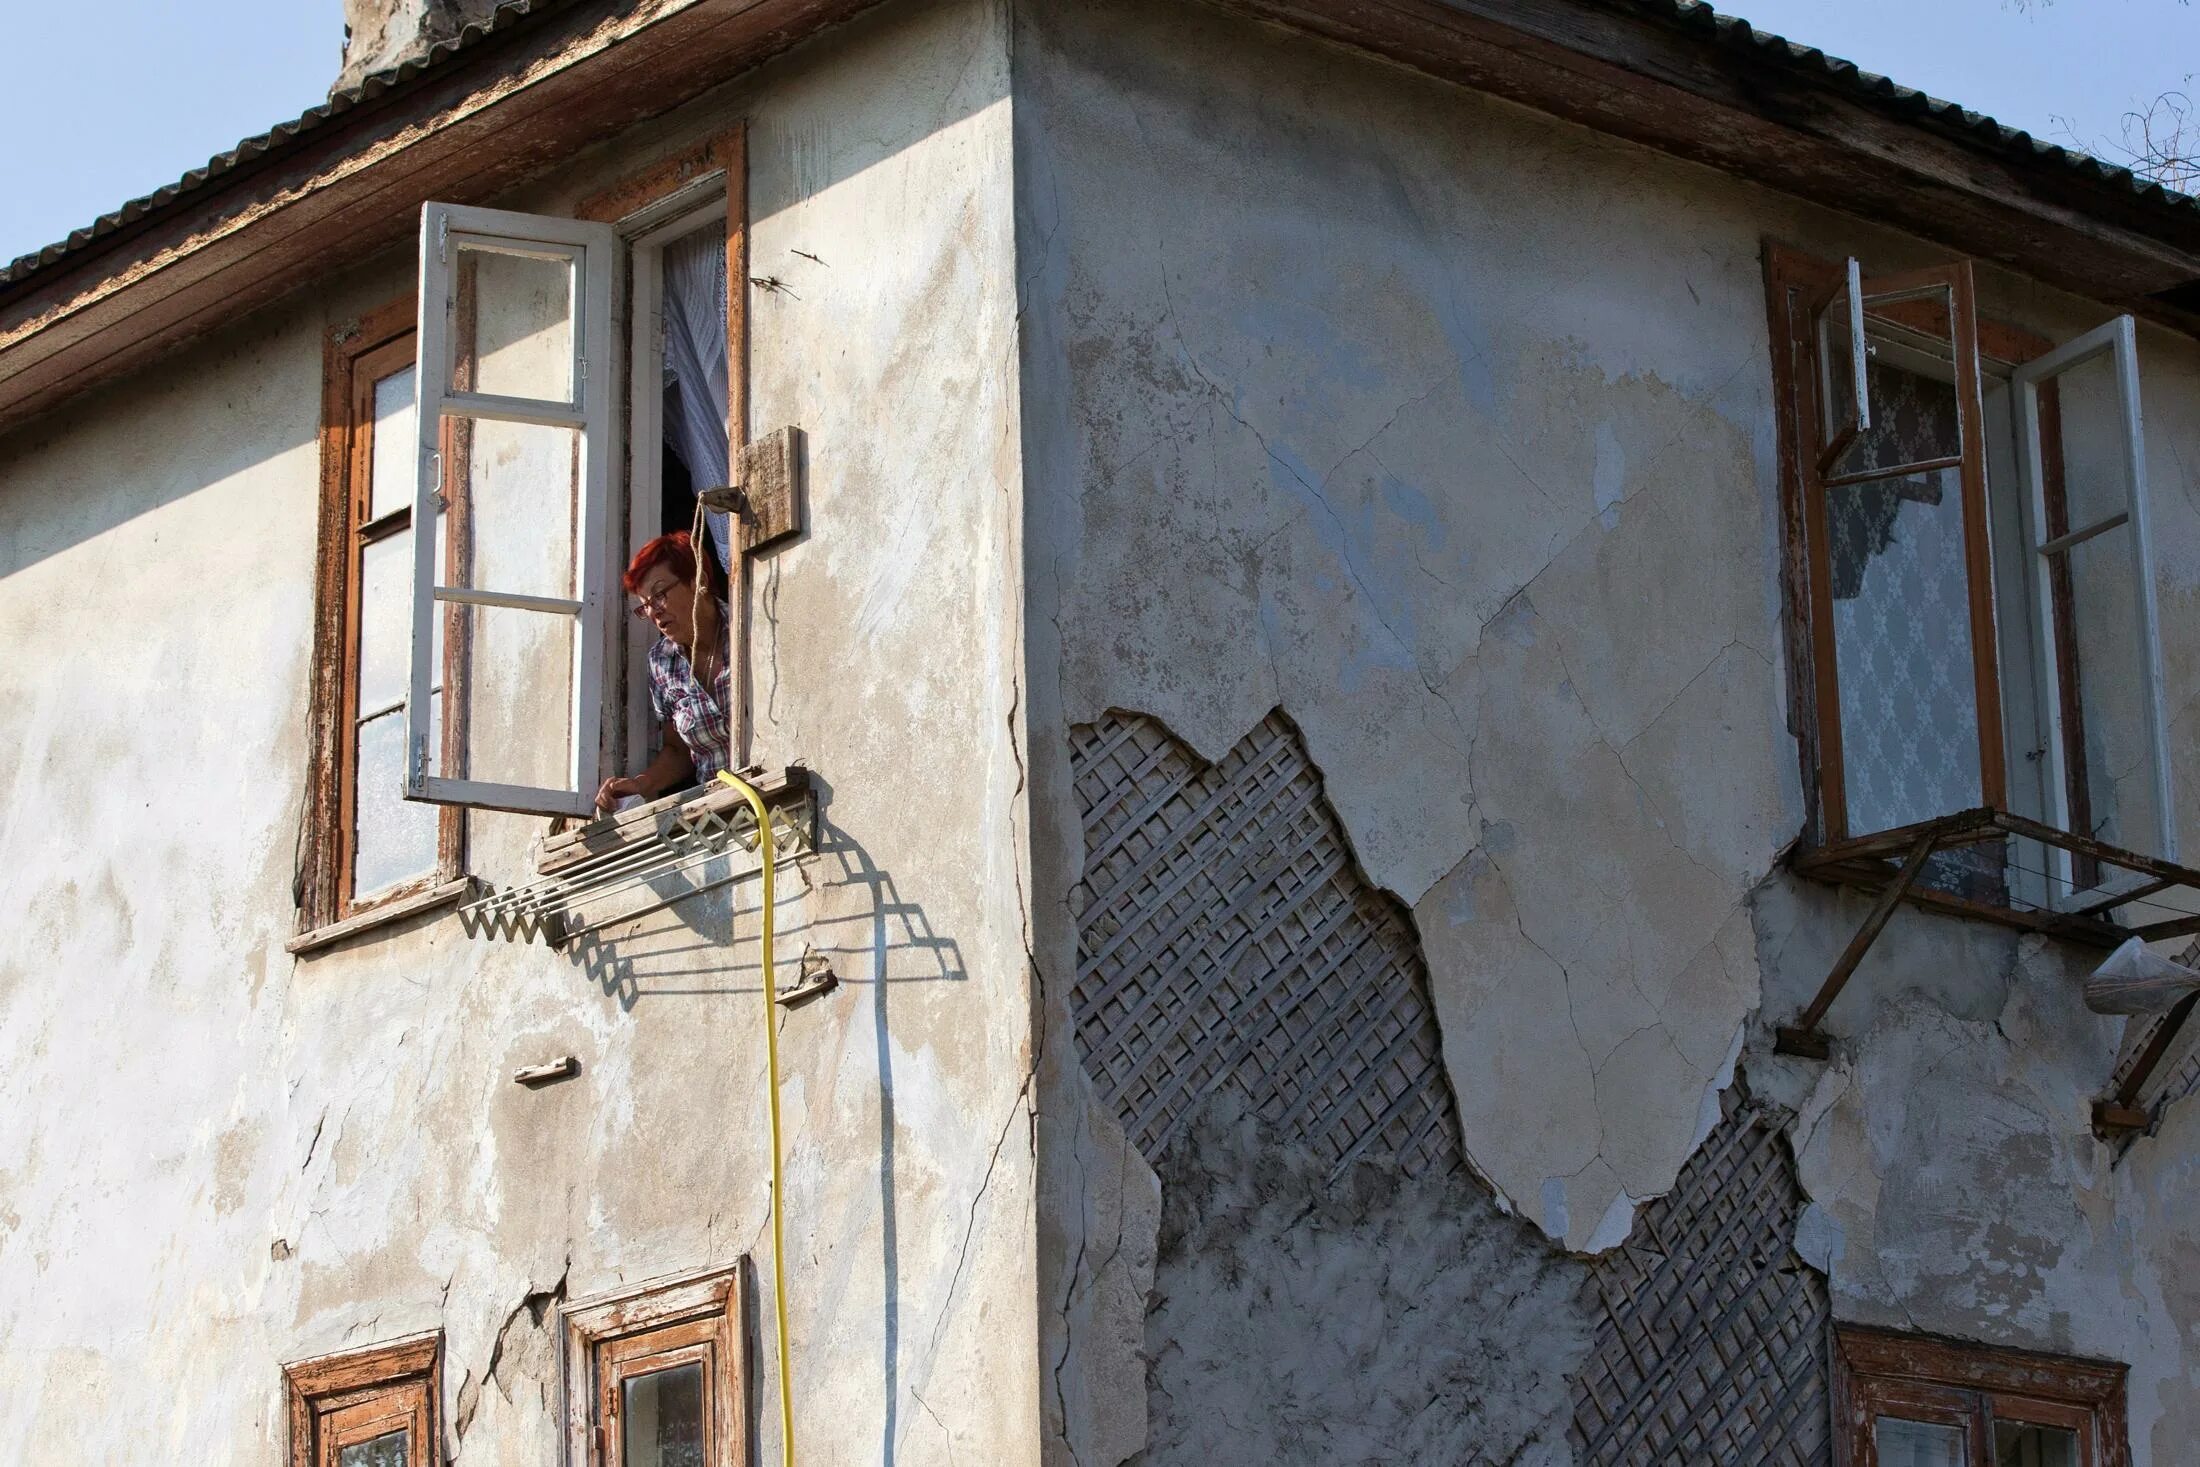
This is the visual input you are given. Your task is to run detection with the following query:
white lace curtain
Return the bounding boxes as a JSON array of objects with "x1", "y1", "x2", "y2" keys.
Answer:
[{"x1": 661, "y1": 219, "x2": 732, "y2": 569}]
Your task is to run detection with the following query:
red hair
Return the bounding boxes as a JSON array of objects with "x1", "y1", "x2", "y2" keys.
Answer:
[
  {"x1": 624, "y1": 530, "x2": 729, "y2": 681},
  {"x1": 625, "y1": 531, "x2": 699, "y2": 595}
]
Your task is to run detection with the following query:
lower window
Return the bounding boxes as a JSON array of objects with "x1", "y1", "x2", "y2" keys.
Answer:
[
  {"x1": 1836, "y1": 1325, "x2": 2128, "y2": 1467},
  {"x1": 284, "y1": 1333, "x2": 441, "y2": 1467},
  {"x1": 562, "y1": 1266, "x2": 747, "y2": 1467}
]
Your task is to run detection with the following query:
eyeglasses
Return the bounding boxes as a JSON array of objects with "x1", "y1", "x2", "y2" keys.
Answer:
[{"x1": 633, "y1": 580, "x2": 685, "y2": 614}]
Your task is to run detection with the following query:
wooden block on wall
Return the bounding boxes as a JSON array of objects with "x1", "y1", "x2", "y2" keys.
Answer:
[{"x1": 737, "y1": 425, "x2": 803, "y2": 553}]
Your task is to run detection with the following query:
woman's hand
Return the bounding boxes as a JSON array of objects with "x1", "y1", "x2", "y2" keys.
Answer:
[{"x1": 595, "y1": 775, "x2": 643, "y2": 813}]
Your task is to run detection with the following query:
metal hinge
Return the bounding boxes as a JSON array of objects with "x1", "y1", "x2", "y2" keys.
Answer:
[
  {"x1": 437, "y1": 212, "x2": 449, "y2": 264},
  {"x1": 411, "y1": 733, "x2": 429, "y2": 790}
]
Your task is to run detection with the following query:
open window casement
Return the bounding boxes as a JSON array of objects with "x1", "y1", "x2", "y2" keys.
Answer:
[
  {"x1": 407, "y1": 204, "x2": 618, "y2": 818},
  {"x1": 2010, "y1": 314, "x2": 2179, "y2": 903},
  {"x1": 1804, "y1": 259, "x2": 2007, "y2": 852}
]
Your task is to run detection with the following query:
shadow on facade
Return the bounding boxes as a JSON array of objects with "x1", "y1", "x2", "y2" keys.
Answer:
[{"x1": 556, "y1": 809, "x2": 964, "y2": 1467}]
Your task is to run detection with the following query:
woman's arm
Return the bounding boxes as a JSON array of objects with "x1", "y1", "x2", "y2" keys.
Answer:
[{"x1": 594, "y1": 718, "x2": 698, "y2": 811}]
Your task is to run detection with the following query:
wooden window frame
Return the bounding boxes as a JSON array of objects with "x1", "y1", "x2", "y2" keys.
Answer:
[
  {"x1": 299, "y1": 298, "x2": 465, "y2": 948},
  {"x1": 560, "y1": 1265, "x2": 749, "y2": 1467},
  {"x1": 1763, "y1": 243, "x2": 2070, "y2": 854},
  {"x1": 284, "y1": 1332, "x2": 443, "y2": 1467},
  {"x1": 1834, "y1": 1324, "x2": 2129, "y2": 1467}
]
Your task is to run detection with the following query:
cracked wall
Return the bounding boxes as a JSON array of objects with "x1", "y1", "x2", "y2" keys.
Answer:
[
  {"x1": 1749, "y1": 882, "x2": 2200, "y2": 1463},
  {"x1": 1016, "y1": 0, "x2": 1789, "y2": 1270},
  {"x1": 1138, "y1": 1099, "x2": 1590, "y2": 1467},
  {"x1": 1012, "y1": 0, "x2": 2200, "y2": 1463},
  {"x1": 0, "y1": 2, "x2": 1039, "y2": 1462}
]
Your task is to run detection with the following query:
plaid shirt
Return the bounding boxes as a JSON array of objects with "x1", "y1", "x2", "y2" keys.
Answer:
[{"x1": 647, "y1": 622, "x2": 734, "y2": 784}]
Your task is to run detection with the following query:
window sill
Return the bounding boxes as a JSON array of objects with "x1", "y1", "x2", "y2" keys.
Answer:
[{"x1": 287, "y1": 877, "x2": 475, "y2": 956}]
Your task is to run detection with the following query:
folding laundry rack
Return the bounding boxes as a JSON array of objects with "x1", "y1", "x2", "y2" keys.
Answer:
[{"x1": 459, "y1": 766, "x2": 816, "y2": 947}]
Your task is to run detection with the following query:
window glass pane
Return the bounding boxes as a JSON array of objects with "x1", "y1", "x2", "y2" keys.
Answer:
[
  {"x1": 360, "y1": 512, "x2": 446, "y2": 717},
  {"x1": 2053, "y1": 349, "x2": 2131, "y2": 534},
  {"x1": 370, "y1": 366, "x2": 417, "y2": 522},
  {"x1": 1826, "y1": 467, "x2": 1984, "y2": 835},
  {"x1": 354, "y1": 704, "x2": 440, "y2": 898},
  {"x1": 1994, "y1": 1421, "x2": 2078, "y2": 1467},
  {"x1": 455, "y1": 243, "x2": 574, "y2": 402},
  {"x1": 2061, "y1": 532, "x2": 2157, "y2": 858},
  {"x1": 338, "y1": 1427, "x2": 409, "y2": 1467},
  {"x1": 1831, "y1": 344, "x2": 1963, "y2": 480},
  {"x1": 449, "y1": 418, "x2": 579, "y2": 602},
  {"x1": 441, "y1": 603, "x2": 573, "y2": 790},
  {"x1": 2042, "y1": 346, "x2": 2157, "y2": 863},
  {"x1": 1817, "y1": 282, "x2": 1864, "y2": 449},
  {"x1": 1878, "y1": 1417, "x2": 1968, "y2": 1467},
  {"x1": 621, "y1": 1362, "x2": 705, "y2": 1467}
]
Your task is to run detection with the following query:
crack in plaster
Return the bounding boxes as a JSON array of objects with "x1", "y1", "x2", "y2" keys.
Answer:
[
  {"x1": 911, "y1": 1383, "x2": 960, "y2": 1467},
  {"x1": 1048, "y1": 1090, "x2": 1093, "y2": 1467},
  {"x1": 924, "y1": 1064, "x2": 1034, "y2": 1370},
  {"x1": 454, "y1": 1260, "x2": 569, "y2": 1446},
  {"x1": 1125, "y1": 99, "x2": 1472, "y2": 760}
]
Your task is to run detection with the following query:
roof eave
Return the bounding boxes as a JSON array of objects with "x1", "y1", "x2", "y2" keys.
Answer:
[
  {"x1": 1209, "y1": 0, "x2": 2200, "y2": 327},
  {"x1": 0, "y1": 0, "x2": 887, "y2": 439},
  {"x1": 9, "y1": 0, "x2": 2200, "y2": 437}
]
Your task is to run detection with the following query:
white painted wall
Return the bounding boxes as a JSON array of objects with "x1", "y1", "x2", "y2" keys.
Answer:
[{"x1": 0, "y1": 2, "x2": 1038, "y2": 1463}]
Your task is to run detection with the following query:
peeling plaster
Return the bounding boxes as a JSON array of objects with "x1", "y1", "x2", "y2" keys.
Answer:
[
  {"x1": 1018, "y1": 0, "x2": 1795, "y2": 1249},
  {"x1": 1019, "y1": 1, "x2": 2200, "y2": 1461}
]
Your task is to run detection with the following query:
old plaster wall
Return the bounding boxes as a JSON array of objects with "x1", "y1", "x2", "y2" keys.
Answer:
[
  {"x1": 1744, "y1": 263, "x2": 2200, "y2": 1464},
  {"x1": 1012, "y1": 1, "x2": 2200, "y2": 1463},
  {"x1": 0, "y1": 1, "x2": 1039, "y2": 1462}
]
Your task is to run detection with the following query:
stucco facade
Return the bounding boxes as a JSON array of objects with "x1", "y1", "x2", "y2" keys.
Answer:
[
  {"x1": 4, "y1": 0, "x2": 2199, "y2": 1462},
  {"x1": 1, "y1": 4, "x2": 1038, "y2": 1463},
  {"x1": 1014, "y1": 3, "x2": 2200, "y2": 1462}
]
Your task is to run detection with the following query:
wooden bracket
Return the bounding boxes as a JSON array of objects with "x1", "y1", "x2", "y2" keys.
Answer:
[
  {"x1": 1773, "y1": 1026, "x2": 1833, "y2": 1060},
  {"x1": 514, "y1": 1055, "x2": 581, "y2": 1086},
  {"x1": 698, "y1": 425, "x2": 804, "y2": 554},
  {"x1": 775, "y1": 952, "x2": 839, "y2": 1009},
  {"x1": 1775, "y1": 829, "x2": 1940, "y2": 1060},
  {"x1": 2091, "y1": 986, "x2": 2200, "y2": 1145},
  {"x1": 2092, "y1": 1100, "x2": 2151, "y2": 1137}
]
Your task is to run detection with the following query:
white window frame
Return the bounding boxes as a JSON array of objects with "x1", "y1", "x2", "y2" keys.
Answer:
[
  {"x1": 408, "y1": 202, "x2": 620, "y2": 818},
  {"x1": 2010, "y1": 314, "x2": 2178, "y2": 902}
]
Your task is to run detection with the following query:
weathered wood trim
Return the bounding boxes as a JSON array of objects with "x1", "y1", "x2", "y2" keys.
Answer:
[
  {"x1": 1207, "y1": 0, "x2": 2200, "y2": 320},
  {"x1": 1835, "y1": 1324, "x2": 2129, "y2": 1467},
  {"x1": 287, "y1": 877, "x2": 475, "y2": 956},
  {"x1": 284, "y1": 1331, "x2": 443, "y2": 1467},
  {"x1": 559, "y1": 1264, "x2": 749, "y2": 1467},
  {"x1": 300, "y1": 294, "x2": 466, "y2": 939}
]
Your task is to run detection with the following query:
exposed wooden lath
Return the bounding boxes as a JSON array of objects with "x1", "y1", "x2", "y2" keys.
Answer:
[
  {"x1": 1570, "y1": 1088, "x2": 1832, "y2": 1466},
  {"x1": 1068, "y1": 709, "x2": 1464, "y2": 1182}
]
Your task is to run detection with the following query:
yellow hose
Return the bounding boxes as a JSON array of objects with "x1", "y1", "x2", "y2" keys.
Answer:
[{"x1": 715, "y1": 770, "x2": 794, "y2": 1467}]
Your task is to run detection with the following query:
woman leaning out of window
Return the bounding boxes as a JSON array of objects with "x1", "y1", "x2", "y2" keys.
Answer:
[{"x1": 595, "y1": 531, "x2": 733, "y2": 812}]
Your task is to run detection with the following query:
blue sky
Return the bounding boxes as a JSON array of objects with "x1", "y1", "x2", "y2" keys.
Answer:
[{"x1": 2, "y1": 0, "x2": 2197, "y2": 266}]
